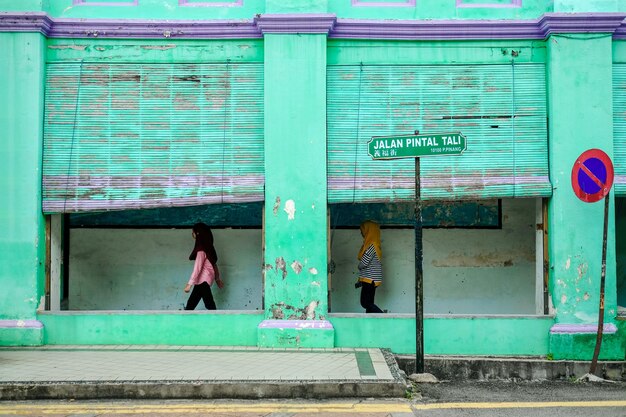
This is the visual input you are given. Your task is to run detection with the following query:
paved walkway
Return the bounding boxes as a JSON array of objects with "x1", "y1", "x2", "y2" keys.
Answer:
[{"x1": 0, "y1": 345, "x2": 407, "y2": 400}]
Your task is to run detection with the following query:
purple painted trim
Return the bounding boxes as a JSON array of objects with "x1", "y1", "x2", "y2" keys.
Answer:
[
  {"x1": 255, "y1": 14, "x2": 336, "y2": 34},
  {"x1": 179, "y1": 0, "x2": 243, "y2": 7},
  {"x1": 0, "y1": 12, "x2": 53, "y2": 35},
  {"x1": 550, "y1": 323, "x2": 618, "y2": 334},
  {"x1": 0, "y1": 319, "x2": 44, "y2": 329},
  {"x1": 331, "y1": 13, "x2": 626, "y2": 40},
  {"x1": 73, "y1": 0, "x2": 138, "y2": 5},
  {"x1": 258, "y1": 320, "x2": 334, "y2": 330},
  {"x1": 610, "y1": 21, "x2": 626, "y2": 39},
  {"x1": 456, "y1": 0, "x2": 521, "y2": 8},
  {"x1": 49, "y1": 17, "x2": 261, "y2": 38},
  {"x1": 352, "y1": 0, "x2": 415, "y2": 8},
  {"x1": 1, "y1": 12, "x2": 625, "y2": 40}
]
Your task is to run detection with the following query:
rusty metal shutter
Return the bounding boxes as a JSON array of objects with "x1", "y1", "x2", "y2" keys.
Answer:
[
  {"x1": 43, "y1": 62, "x2": 264, "y2": 213},
  {"x1": 614, "y1": 64, "x2": 626, "y2": 196},
  {"x1": 327, "y1": 63, "x2": 551, "y2": 202}
]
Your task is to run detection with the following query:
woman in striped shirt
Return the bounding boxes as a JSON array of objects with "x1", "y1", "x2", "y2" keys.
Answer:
[{"x1": 357, "y1": 220, "x2": 384, "y2": 313}]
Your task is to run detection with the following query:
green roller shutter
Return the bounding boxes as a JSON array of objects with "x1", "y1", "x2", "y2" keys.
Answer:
[
  {"x1": 43, "y1": 62, "x2": 264, "y2": 213},
  {"x1": 327, "y1": 63, "x2": 551, "y2": 202},
  {"x1": 613, "y1": 64, "x2": 626, "y2": 196}
]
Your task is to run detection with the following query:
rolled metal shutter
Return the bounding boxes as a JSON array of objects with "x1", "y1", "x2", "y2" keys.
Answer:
[
  {"x1": 613, "y1": 64, "x2": 626, "y2": 196},
  {"x1": 43, "y1": 62, "x2": 264, "y2": 213},
  {"x1": 327, "y1": 63, "x2": 551, "y2": 202}
]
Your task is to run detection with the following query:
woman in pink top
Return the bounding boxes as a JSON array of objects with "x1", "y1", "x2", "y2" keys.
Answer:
[{"x1": 184, "y1": 223, "x2": 224, "y2": 310}]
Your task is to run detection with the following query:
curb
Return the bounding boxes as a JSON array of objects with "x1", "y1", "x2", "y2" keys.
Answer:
[
  {"x1": 0, "y1": 380, "x2": 408, "y2": 401},
  {"x1": 395, "y1": 356, "x2": 626, "y2": 381}
]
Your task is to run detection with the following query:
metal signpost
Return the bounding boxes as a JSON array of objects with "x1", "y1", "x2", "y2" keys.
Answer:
[
  {"x1": 369, "y1": 132, "x2": 466, "y2": 374},
  {"x1": 570, "y1": 149, "x2": 614, "y2": 376}
]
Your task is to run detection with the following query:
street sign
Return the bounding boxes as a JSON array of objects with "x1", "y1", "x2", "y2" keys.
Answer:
[
  {"x1": 367, "y1": 132, "x2": 466, "y2": 160},
  {"x1": 571, "y1": 149, "x2": 614, "y2": 203}
]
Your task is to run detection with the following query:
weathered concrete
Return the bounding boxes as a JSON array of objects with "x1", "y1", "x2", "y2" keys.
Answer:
[{"x1": 396, "y1": 355, "x2": 626, "y2": 382}]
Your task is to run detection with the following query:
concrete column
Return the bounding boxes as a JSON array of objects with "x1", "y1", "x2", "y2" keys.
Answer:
[
  {"x1": 546, "y1": 33, "x2": 620, "y2": 359},
  {"x1": 259, "y1": 30, "x2": 334, "y2": 347},
  {"x1": 0, "y1": 33, "x2": 46, "y2": 345}
]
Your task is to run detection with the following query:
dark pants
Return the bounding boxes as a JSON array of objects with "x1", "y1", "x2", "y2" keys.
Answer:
[
  {"x1": 360, "y1": 281, "x2": 383, "y2": 313},
  {"x1": 185, "y1": 282, "x2": 216, "y2": 310}
]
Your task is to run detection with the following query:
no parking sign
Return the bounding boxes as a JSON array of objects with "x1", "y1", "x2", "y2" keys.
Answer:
[{"x1": 571, "y1": 149, "x2": 614, "y2": 203}]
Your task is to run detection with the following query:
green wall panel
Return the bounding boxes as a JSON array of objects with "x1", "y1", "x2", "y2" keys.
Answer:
[
  {"x1": 330, "y1": 315, "x2": 553, "y2": 355},
  {"x1": 39, "y1": 312, "x2": 263, "y2": 345},
  {"x1": 547, "y1": 34, "x2": 617, "y2": 327},
  {"x1": 0, "y1": 33, "x2": 46, "y2": 321},
  {"x1": 263, "y1": 34, "x2": 329, "y2": 323}
]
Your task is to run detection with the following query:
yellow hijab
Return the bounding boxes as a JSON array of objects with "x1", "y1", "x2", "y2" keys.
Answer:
[{"x1": 358, "y1": 220, "x2": 382, "y2": 261}]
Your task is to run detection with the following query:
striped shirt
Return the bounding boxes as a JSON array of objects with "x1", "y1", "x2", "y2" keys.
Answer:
[{"x1": 358, "y1": 244, "x2": 383, "y2": 286}]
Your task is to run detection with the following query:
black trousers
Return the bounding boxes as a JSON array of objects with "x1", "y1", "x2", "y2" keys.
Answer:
[
  {"x1": 360, "y1": 281, "x2": 383, "y2": 313},
  {"x1": 185, "y1": 282, "x2": 217, "y2": 310}
]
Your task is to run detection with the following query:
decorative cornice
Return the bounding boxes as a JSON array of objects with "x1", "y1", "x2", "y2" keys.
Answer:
[
  {"x1": 0, "y1": 12, "x2": 52, "y2": 35},
  {"x1": 255, "y1": 14, "x2": 336, "y2": 35},
  {"x1": 538, "y1": 13, "x2": 626, "y2": 37},
  {"x1": 331, "y1": 18, "x2": 540, "y2": 40},
  {"x1": 1, "y1": 11, "x2": 625, "y2": 40},
  {"x1": 331, "y1": 13, "x2": 626, "y2": 40},
  {"x1": 48, "y1": 17, "x2": 262, "y2": 38}
]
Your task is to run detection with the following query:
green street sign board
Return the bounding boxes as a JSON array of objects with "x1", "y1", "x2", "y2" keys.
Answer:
[{"x1": 367, "y1": 132, "x2": 467, "y2": 160}]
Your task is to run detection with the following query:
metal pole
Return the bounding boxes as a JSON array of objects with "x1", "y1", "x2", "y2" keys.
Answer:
[
  {"x1": 590, "y1": 191, "x2": 610, "y2": 375},
  {"x1": 415, "y1": 157, "x2": 424, "y2": 374}
]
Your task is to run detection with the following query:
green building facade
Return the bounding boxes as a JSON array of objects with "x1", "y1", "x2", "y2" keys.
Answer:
[{"x1": 1, "y1": 0, "x2": 625, "y2": 361}]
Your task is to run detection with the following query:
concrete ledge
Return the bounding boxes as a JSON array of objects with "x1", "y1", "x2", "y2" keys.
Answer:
[
  {"x1": 396, "y1": 355, "x2": 626, "y2": 382},
  {"x1": 0, "y1": 380, "x2": 407, "y2": 401}
]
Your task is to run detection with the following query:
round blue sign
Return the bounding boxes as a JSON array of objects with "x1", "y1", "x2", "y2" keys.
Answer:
[{"x1": 571, "y1": 149, "x2": 614, "y2": 203}]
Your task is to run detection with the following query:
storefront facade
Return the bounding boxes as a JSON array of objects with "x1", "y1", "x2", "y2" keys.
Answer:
[{"x1": 1, "y1": 0, "x2": 625, "y2": 360}]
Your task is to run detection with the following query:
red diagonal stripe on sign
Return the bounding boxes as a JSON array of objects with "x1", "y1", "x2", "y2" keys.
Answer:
[{"x1": 580, "y1": 162, "x2": 605, "y2": 189}]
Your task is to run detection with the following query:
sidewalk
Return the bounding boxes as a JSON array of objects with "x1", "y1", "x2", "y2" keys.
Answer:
[{"x1": 0, "y1": 345, "x2": 408, "y2": 400}]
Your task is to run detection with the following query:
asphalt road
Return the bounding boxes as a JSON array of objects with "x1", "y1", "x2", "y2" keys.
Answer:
[{"x1": 0, "y1": 381, "x2": 624, "y2": 416}]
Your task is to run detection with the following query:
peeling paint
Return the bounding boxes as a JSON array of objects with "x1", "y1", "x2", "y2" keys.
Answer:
[
  {"x1": 284, "y1": 199, "x2": 296, "y2": 220},
  {"x1": 270, "y1": 301, "x2": 320, "y2": 321},
  {"x1": 577, "y1": 263, "x2": 588, "y2": 279},
  {"x1": 309, "y1": 267, "x2": 318, "y2": 275},
  {"x1": 275, "y1": 257, "x2": 287, "y2": 279},
  {"x1": 311, "y1": 281, "x2": 320, "y2": 287},
  {"x1": 264, "y1": 264, "x2": 273, "y2": 271},
  {"x1": 290, "y1": 260, "x2": 303, "y2": 274},
  {"x1": 305, "y1": 300, "x2": 319, "y2": 320},
  {"x1": 561, "y1": 294, "x2": 567, "y2": 304},
  {"x1": 273, "y1": 196, "x2": 281, "y2": 215},
  {"x1": 557, "y1": 279, "x2": 566, "y2": 287},
  {"x1": 583, "y1": 292, "x2": 590, "y2": 301},
  {"x1": 565, "y1": 257, "x2": 571, "y2": 270},
  {"x1": 141, "y1": 44, "x2": 176, "y2": 50},
  {"x1": 48, "y1": 44, "x2": 87, "y2": 51}
]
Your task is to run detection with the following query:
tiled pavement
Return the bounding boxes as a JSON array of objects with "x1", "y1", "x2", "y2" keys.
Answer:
[{"x1": 0, "y1": 346, "x2": 406, "y2": 400}]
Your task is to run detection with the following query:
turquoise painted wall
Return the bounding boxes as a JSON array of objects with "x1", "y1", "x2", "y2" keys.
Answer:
[
  {"x1": 39, "y1": 311, "x2": 263, "y2": 345},
  {"x1": 0, "y1": 32, "x2": 46, "y2": 345},
  {"x1": 0, "y1": 33, "x2": 46, "y2": 318},
  {"x1": 547, "y1": 34, "x2": 617, "y2": 325},
  {"x1": 263, "y1": 34, "x2": 329, "y2": 321},
  {"x1": 330, "y1": 315, "x2": 553, "y2": 355}
]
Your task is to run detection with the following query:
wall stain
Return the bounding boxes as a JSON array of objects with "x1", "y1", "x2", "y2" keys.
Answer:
[
  {"x1": 48, "y1": 44, "x2": 87, "y2": 51},
  {"x1": 275, "y1": 257, "x2": 287, "y2": 279},
  {"x1": 141, "y1": 44, "x2": 176, "y2": 50},
  {"x1": 273, "y1": 196, "x2": 281, "y2": 215},
  {"x1": 291, "y1": 260, "x2": 303, "y2": 274},
  {"x1": 270, "y1": 301, "x2": 320, "y2": 320}
]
